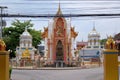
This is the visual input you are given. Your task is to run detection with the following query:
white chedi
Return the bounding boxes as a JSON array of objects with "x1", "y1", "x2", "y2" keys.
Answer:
[
  {"x1": 16, "y1": 27, "x2": 35, "y2": 61},
  {"x1": 88, "y1": 27, "x2": 100, "y2": 38},
  {"x1": 88, "y1": 27, "x2": 100, "y2": 48},
  {"x1": 20, "y1": 27, "x2": 32, "y2": 48}
]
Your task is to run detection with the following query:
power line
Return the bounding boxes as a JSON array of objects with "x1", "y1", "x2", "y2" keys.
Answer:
[
  {"x1": 1, "y1": 13, "x2": 120, "y2": 18},
  {"x1": 2, "y1": 1, "x2": 120, "y2": 4}
]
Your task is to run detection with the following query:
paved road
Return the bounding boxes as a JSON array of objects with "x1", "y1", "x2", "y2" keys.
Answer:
[{"x1": 11, "y1": 67, "x2": 119, "y2": 80}]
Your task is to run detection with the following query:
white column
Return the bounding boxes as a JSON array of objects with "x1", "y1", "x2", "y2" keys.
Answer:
[
  {"x1": 67, "y1": 18, "x2": 71, "y2": 38},
  {"x1": 71, "y1": 38, "x2": 75, "y2": 57},
  {"x1": 29, "y1": 44, "x2": 31, "y2": 47},
  {"x1": 50, "y1": 40, "x2": 52, "y2": 60},
  {"x1": 21, "y1": 43, "x2": 23, "y2": 47},
  {"x1": 44, "y1": 38, "x2": 48, "y2": 58}
]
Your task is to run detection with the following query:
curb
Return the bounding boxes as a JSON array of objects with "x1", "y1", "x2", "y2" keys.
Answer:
[{"x1": 12, "y1": 67, "x2": 88, "y2": 70}]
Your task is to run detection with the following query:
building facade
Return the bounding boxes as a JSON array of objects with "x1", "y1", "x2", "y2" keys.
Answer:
[{"x1": 42, "y1": 5, "x2": 78, "y2": 66}]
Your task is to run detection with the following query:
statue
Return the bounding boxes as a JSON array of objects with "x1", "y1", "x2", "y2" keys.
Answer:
[
  {"x1": 0, "y1": 39, "x2": 6, "y2": 51},
  {"x1": 22, "y1": 48, "x2": 30, "y2": 58}
]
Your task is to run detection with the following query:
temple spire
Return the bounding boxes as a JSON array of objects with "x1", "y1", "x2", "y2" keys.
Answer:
[
  {"x1": 56, "y1": 2, "x2": 62, "y2": 16},
  {"x1": 92, "y1": 22, "x2": 96, "y2": 31},
  {"x1": 58, "y1": 1, "x2": 60, "y2": 11}
]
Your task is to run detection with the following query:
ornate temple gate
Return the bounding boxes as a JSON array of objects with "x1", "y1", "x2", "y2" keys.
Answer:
[{"x1": 56, "y1": 40, "x2": 64, "y2": 61}]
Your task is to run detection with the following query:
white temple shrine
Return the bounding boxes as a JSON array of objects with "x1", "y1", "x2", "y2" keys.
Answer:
[
  {"x1": 16, "y1": 27, "x2": 36, "y2": 61},
  {"x1": 88, "y1": 27, "x2": 101, "y2": 49}
]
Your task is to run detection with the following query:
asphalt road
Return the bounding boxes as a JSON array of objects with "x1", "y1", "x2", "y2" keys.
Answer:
[{"x1": 11, "y1": 67, "x2": 119, "y2": 80}]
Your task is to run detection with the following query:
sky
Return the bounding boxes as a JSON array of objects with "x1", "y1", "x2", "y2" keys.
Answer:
[{"x1": 0, "y1": 0, "x2": 120, "y2": 42}]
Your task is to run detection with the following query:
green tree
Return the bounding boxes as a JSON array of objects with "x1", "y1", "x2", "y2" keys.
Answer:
[
  {"x1": 3, "y1": 19, "x2": 42, "y2": 58},
  {"x1": 29, "y1": 29, "x2": 41, "y2": 47},
  {"x1": 100, "y1": 39, "x2": 107, "y2": 45}
]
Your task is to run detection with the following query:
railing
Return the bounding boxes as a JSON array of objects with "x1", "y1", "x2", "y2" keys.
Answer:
[
  {"x1": 10, "y1": 59, "x2": 82, "y2": 68},
  {"x1": 10, "y1": 58, "x2": 101, "y2": 68}
]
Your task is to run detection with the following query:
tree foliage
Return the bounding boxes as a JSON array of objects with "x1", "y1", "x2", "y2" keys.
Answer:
[
  {"x1": 100, "y1": 38, "x2": 107, "y2": 45},
  {"x1": 3, "y1": 19, "x2": 42, "y2": 58}
]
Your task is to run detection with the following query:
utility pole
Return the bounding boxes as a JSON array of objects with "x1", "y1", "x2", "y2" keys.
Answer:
[{"x1": 0, "y1": 6, "x2": 7, "y2": 39}]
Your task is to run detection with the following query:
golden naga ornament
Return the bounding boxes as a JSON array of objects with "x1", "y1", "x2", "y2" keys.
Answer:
[
  {"x1": 0, "y1": 39, "x2": 6, "y2": 51},
  {"x1": 105, "y1": 36, "x2": 116, "y2": 49}
]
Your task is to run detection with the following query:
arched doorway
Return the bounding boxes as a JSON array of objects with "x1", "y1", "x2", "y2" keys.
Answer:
[
  {"x1": 56, "y1": 40, "x2": 63, "y2": 61},
  {"x1": 56, "y1": 40, "x2": 64, "y2": 67}
]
